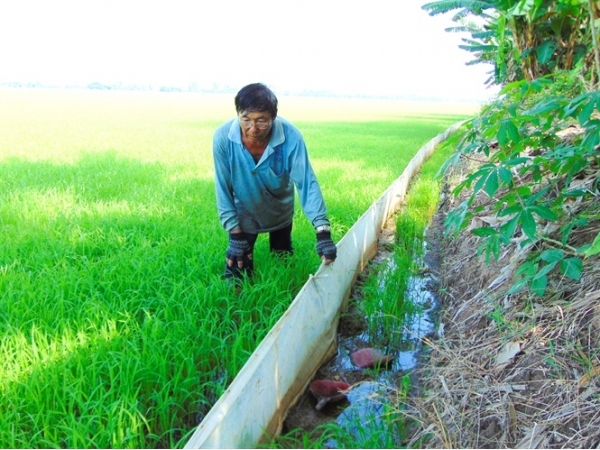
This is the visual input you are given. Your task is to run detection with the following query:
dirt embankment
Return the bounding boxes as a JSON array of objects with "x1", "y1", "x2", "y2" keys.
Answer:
[{"x1": 407, "y1": 155, "x2": 600, "y2": 448}]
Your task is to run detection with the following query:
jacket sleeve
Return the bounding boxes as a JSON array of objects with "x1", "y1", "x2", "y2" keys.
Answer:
[
  {"x1": 287, "y1": 137, "x2": 330, "y2": 229},
  {"x1": 213, "y1": 130, "x2": 240, "y2": 232}
]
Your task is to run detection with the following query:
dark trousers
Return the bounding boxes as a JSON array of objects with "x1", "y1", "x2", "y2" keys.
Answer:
[{"x1": 224, "y1": 223, "x2": 293, "y2": 280}]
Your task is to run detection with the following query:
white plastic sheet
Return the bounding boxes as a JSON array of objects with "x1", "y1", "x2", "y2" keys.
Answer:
[{"x1": 184, "y1": 122, "x2": 464, "y2": 449}]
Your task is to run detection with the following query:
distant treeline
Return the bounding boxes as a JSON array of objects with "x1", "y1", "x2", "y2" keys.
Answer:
[
  {"x1": 0, "y1": 80, "x2": 460, "y2": 102},
  {"x1": 0, "y1": 80, "x2": 236, "y2": 93}
]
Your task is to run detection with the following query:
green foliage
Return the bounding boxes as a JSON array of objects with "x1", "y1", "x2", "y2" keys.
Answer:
[
  {"x1": 423, "y1": 0, "x2": 600, "y2": 88},
  {"x1": 443, "y1": 81, "x2": 600, "y2": 296},
  {"x1": 520, "y1": 67, "x2": 588, "y2": 108}
]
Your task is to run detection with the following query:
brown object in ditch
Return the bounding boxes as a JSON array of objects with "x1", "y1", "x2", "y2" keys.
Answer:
[
  {"x1": 350, "y1": 348, "x2": 393, "y2": 368},
  {"x1": 309, "y1": 379, "x2": 351, "y2": 411}
]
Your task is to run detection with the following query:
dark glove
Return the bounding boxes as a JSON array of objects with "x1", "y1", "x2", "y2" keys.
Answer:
[
  {"x1": 316, "y1": 230, "x2": 337, "y2": 262},
  {"x1": 227, "y1": 232, "x2": 251, "y2": 267}
]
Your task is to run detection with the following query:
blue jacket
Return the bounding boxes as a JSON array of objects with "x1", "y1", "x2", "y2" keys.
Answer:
[{"x1": 213, "y1": 117, "x2": 330, "y2": 233}]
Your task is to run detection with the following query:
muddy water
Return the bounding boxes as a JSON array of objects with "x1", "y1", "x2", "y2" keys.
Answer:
[{"x1": 281, "y1": 227, "x2": 439, "y2": 447}]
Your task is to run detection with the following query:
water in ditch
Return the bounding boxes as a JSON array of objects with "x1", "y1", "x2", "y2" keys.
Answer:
[{"x1": 280, "y1": 224, "x2": 440, "y2": 447}]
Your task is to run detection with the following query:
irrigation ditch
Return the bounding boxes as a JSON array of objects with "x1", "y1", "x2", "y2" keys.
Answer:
[{"x1": 280, "y1": 210, "x2": 442, "y2": 447}]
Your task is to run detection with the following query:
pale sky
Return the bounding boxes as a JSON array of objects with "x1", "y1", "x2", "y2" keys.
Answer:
[{"x1": 0, "y1": 0, "x2": 499, "y2": 102}]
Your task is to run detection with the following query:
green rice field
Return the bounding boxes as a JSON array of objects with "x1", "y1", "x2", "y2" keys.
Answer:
[{"x1": 0, "y1": 88, "x2": 476, "y2": 448}]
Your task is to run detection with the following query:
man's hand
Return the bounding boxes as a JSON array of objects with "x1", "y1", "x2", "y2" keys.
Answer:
[
  {"x1": 227, "y1": 232, "x2": 252, "y2": 268},
  {"x1": 316, "y1": 230, "x2": 337, "y2": 265}
]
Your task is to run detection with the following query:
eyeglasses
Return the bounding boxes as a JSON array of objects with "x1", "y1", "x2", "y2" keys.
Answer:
[{"x1": 239, "y1": 118, "x2": 272, "y2": 130}]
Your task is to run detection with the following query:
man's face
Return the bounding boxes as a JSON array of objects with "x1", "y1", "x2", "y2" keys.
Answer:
[{"x1": 238, "y1": 110, "x2": 273, "y2": 143}]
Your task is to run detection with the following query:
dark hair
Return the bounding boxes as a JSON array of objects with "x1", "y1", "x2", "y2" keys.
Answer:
[{"x1": 235, "y1": 83, "x2": 278, "y2": 118}]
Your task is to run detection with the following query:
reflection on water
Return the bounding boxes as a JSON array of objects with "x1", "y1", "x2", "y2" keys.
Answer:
[
  {"x1": 395, "y1": 272, "x2": 438, "y2": 371},
  {"x1": 325, "y1": 381, "x2": 398, "y2": 448},
  {"x1": 330, "y1": 240, "x2": 438, "y2": 447},
  {"x1": 283, "y1": 235, "x2": 439, "y2": 447}
]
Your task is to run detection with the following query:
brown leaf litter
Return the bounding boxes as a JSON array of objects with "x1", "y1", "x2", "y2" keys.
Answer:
[{"x1": 405, "y1": 145, "x2": 600, "y2": 448}]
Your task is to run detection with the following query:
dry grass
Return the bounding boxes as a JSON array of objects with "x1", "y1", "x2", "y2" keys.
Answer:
[{"x1": 407, "y1": 150, "x2": 600, "y2": 448}]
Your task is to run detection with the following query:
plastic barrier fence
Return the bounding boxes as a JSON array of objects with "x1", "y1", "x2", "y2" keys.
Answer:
[{"x1": 184, "y1": 122, "x2": 464, "y2": 449}]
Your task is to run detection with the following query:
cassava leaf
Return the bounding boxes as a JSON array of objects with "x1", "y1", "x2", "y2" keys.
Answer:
[
  {"x1": 583, "y1": 232, "x2": 600, "y2": 257},
  {"x1": 477, "y1": 234, "x2": 500, "y2": 263},
  {"x1": 504, "y1": 156, "x2": 529, "y2": 167},
  {"x1": 485, "y1": 170, "x2": 499, "y2": 197},
  {"x1": 444, "y1": 201, "x2": 471, "y2": 237},
  {"x1": 471, "y1": 227, "x2": 498, "y2": 237},
  {"x1": 582, "y1": 122, "x2": 600, "y2": 151},
  {"x1": 540, "y1": 249, "x2": 564, "y2": 263},
  {"x1": 499, "y1": 206, "x2": 523, "y2": 218},
  {"x1": 562, "y1": 217, "x2": 588, "y2": 246},
  {"x1": 521, "y1": 209, "x2": 537, "y2": 239},
  {"x1": 471, "y1": 164, "x2": 497, "y2": 194},
  {"x1": 508, "y1": 276, "x2": 529, "y2": 294},
  {"x1": 531, "y1": 274, "x2": 548, "y2": 296},
  {"x1": 497, "y1": 121, "x2": 509, "y2": 145},
  {"x1": 564, "y1": 92, "x2": 590, "y2": 117},
  {"x1": 525, "y1": 185, "x2": 551, "y2": 205},
  {"x1": 530, "y1": 205, "x2": 558, "y2": 221},
  {"x1": 516, "y1": 260, "x2": 538, "y2": 277},
  {"x1": 563, "y1": 189, "x2": 587, "y2": 197},
  {"x1": 534, "y1": 260, "x2": 557, "y2": 278},
  {"x1": 500, "y1": 214, "x2": 520, "y2": 243},
  {"x1": 516, "y1": 186, "x2": 532, "y2": 196},
  {"x1": 560, "y1": 257, "x2": 583, "y2": 280},
  {"x1": 506, "y1": 120, "x2": 520, "y2": 143},
  {"x1": 498, "y1": 166, "x2": 513, "y2": 184},
  {"x1": 523, "y1": 97, "x2": 562, "y2": 116},
  {"x1": 578, "y1": 98, "x2": 596, "y2": 126}
]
